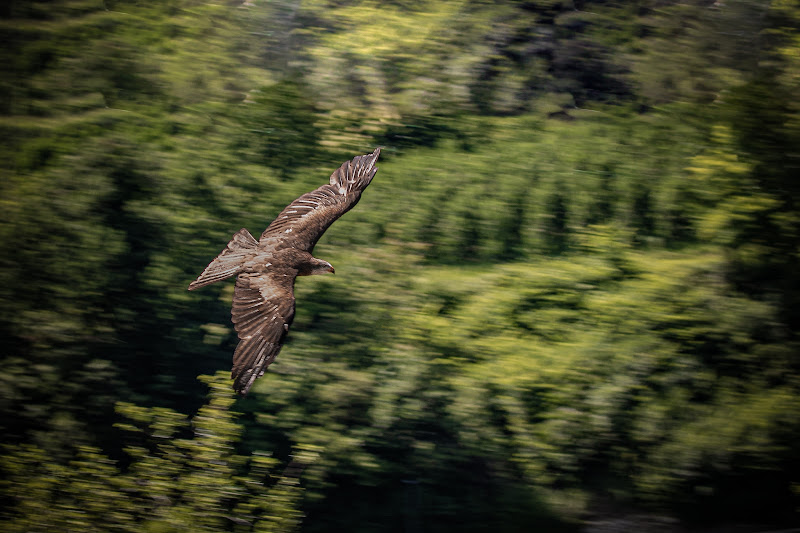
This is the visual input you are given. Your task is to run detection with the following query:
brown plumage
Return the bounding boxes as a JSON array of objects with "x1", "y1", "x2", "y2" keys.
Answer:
[{"x1": 188, "y1": 148, "x2": 381, "y2": 395}]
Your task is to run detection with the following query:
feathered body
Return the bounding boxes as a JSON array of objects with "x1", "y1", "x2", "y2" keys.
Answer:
[{"x1": 188, "y1": 148, "x2": 381, "y2": 395}]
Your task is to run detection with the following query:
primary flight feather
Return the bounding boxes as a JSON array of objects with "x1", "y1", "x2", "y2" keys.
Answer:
[{"x1": 189, "y1": 148, "x2": 381, "y2": 395}]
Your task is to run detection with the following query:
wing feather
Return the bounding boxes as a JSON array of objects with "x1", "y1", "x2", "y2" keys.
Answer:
[
  {"x1": 230, "y1": 272, "x2": 296, "y2": 395},
  {"x1": 260, "y1": 147, "x2": 380, "y2": 252}
]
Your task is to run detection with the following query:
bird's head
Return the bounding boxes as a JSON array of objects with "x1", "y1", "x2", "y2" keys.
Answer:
[{"x1": 305, "y1": 258, "x2": 335, "y2": 276}]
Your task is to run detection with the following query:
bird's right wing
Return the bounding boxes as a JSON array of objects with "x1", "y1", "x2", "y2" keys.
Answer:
[
  {"x1": 260, "y1": 148, "x2": 380, "y2": 253},
  {"x1": 230, "y1": 271, "x2": 296, "y2": 395}
]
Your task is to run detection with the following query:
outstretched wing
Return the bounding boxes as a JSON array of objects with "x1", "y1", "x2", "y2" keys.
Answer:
[
  {"x1": 260, "y1": 147, "x2": 380, "y2": 252},
  {"x1": 230, "y1": 271, "x2": 296, "y2": 395}
]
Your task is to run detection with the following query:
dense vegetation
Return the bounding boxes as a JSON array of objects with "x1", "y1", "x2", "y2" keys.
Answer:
[{"x1": 1, "y1": 0, "x2": 798, "y2": 530}]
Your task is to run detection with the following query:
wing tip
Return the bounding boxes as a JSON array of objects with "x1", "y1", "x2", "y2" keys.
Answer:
[
  {"x1": 367, "y1": 146, "x2": 381, "y2": 169},
  {"x1": 232, "y1": 360, "x2": 264, "y2": 396},
  {"x1": 356, "y1": 146, "x2": 381, "y2": 183},
  {"x1": 329, "y1": 147, "x2": 382, "y2": 189},
  {"x1": 233, "y1": 376, "x2": 251, "y2": 396}
]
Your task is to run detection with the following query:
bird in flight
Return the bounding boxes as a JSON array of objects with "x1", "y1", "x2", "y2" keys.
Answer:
[{"x1": 188, "y1": 148, "x2": 381, "y2": 395}]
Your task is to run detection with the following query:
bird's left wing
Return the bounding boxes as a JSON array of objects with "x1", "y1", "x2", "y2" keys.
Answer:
[
  {"x1": 260, "y1": 148, "x2": 380, "y2": 252},
  {"x1": 230, "y1": 271, "x2": 296, "y2": 395}
]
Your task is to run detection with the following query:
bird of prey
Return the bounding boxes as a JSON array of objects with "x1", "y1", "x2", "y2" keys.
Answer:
[{"x1": 188, "y1": 148, "x2": 381, "y2": 395}]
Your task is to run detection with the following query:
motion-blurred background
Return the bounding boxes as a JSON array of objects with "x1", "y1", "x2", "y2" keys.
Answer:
[{"x1": 1, "y1": 1, "x2": 798, "y2": 531}]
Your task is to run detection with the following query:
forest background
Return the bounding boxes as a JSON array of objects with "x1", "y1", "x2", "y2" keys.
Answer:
[{"x1": 1, "y1": 0, "x2": 799, "y2": 531}]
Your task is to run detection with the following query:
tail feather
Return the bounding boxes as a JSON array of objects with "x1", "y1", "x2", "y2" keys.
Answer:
[{"x1": 188, "y1": 228, "x2": 258, "y2": 290}]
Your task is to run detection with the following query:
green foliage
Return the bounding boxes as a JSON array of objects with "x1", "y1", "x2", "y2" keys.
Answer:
[
  {"x1": 236, "y1": 247, "x2": 799, "y2": 528},
  {"x1": 1, "y1": 372, "x2": 317, "y2": 532},
  {"x1": 233, "y1": 79, "x2": 322, "y2": 177},
  {"x1": 2, "y1": 0, "x2": 800, "y2": 530}
]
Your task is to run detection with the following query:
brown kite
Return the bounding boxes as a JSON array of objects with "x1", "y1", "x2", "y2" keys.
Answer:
[{"x1": 188, "y1": 148, "x2": 381, "y2": 395}]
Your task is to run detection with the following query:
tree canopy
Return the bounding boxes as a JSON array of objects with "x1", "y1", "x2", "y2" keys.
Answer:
[{"x1": 1, "y1": 0, "x2": 799, "y2": 531}]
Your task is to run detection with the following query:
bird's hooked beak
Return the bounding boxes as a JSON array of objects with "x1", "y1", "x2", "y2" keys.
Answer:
[
  {"x1": 328, "y1": 265, "x2": 335, "y2": 275},
  {"x1": 303, "y1": 259, "x2": 335, "y2": 276}
]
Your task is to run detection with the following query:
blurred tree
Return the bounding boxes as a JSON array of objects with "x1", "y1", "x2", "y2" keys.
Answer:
[
  {"x1": 631, "y1": 186, "x2": 655, "y2": 246},
  {"x1": 542, "y1": 190, "x2": 569, "y2": 254},
  {"x1": 583, "y1": 166, "x2": 614, "y2": 226},
  {"x1": 1, "y1": 372, "x2": 317, "y2": 532},
  {"x1": 631, "y1": 0, "x2": 762, "y2": 107},
  {"x1": 2, "y1": 0, "x2": 800, "y2": 530},
  {"x1": 233, "y1": 79, "x2": 322, "y2": 178},
  {"x1": 497, "y1": 192, "x2": 526, "y2": 261}
]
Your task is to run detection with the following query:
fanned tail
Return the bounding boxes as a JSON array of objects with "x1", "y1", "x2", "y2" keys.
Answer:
[{"x1": 188, "y1": 228, "x2": 258, "y2": 290}]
